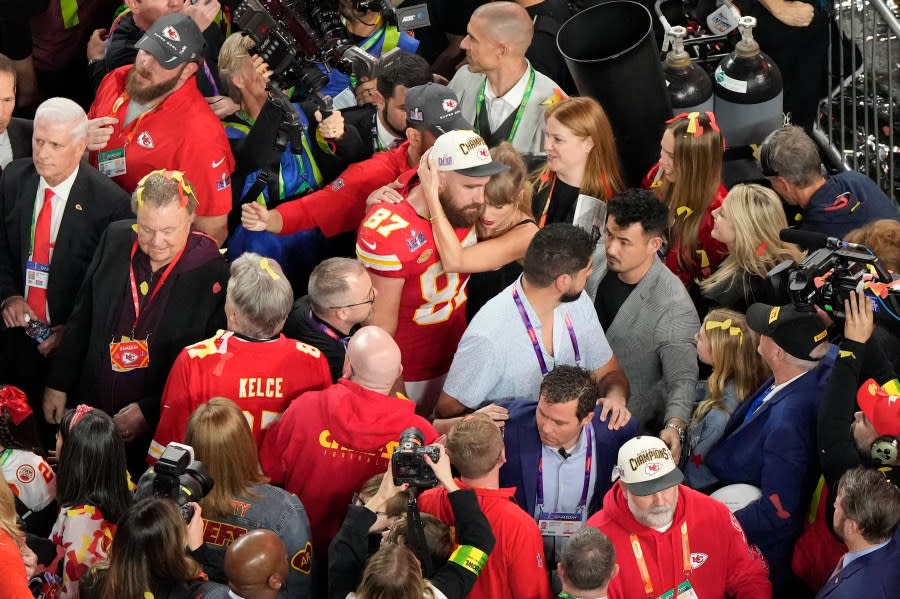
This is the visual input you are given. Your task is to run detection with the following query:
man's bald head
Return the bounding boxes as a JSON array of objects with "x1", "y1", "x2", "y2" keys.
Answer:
[
  {"x1": 472, "y1": 1, "x2": 534, "y2": 54},
  {"x1": 225, "y1": 529, "x2": 289, "y2": 599},
  {"x1": 344, "y1": 326, "x2": 403, "y2": 392}
]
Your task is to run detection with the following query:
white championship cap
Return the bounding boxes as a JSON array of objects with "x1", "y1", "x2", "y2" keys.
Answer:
[
  {"x1": 612, "y1": 436, "x2": 684, "y2": 496},
  {"x1": 430, "y1": 130, "x2": 510, "y2": 177}
]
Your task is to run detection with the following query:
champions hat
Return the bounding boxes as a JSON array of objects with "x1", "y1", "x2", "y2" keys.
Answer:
[
  {"x1": 858, "y1": 378, "x2": 900, "y2": 437},
  {"x1": 135, "y1": 13, "x2": 205, "y2": 70},
  {"x1": 613, "y1": 436, "x2": 683, "y2": 496},
  {"x1": 746, "y1": 303, "x2": 828, "y2": 361},
  {"x1": 405, "y1": 83, "x2": 472, "y2": 136},
  {"x1": 430, "y1": 130, "x2": 510, "y2": 177}
]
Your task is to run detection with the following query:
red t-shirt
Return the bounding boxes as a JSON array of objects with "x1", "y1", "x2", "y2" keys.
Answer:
[
  {"x1": 88, "y1": 65, "x2": 234, "y2": 217},
  {"x1": 149, "y1": 330, "x2": 331, "y2": 462},
  {"x1": 419, "y1": 481, "x2": 553, "y2": 599},
  {"x1": 355, "y1": 184, "x2": 476, "y2": 381}
]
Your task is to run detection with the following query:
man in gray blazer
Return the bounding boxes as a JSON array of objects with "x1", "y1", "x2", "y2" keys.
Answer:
[
  {"x1": 449, "y1": 1, "x2": 565, "y2": 161},
  {"x1": 593, "y1": 189, "x2": 700, "y2": 462},
  {"x1": 0, "y1": 53, "x2": 33, "y2": 173}
]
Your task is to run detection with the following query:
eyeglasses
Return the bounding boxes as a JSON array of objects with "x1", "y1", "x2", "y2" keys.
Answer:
[{"x1": 330, "y1": 287, "x2": 375, "y2": 310}]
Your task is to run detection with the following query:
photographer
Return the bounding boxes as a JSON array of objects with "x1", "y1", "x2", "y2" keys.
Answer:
[
  {"x1": 319, "y1": 0, "x2": 421, "y2": 101},
  {"x1": 329, "y1": 445, "x2": 496, "y2": 599},
  {"x1": 218, "y1": 32, "x2": 360, "y2": 280}
]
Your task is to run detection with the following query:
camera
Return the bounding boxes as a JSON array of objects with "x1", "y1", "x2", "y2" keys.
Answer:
[
  {"x1": 767, "y1": 245, "x2": 900, "y2": 319},
  {"x1": 144, "y1": 442, "x2": 214, "y2": 521},
  {"x1": 391, "y1": 427, "x2": 440, "y2": 488}
]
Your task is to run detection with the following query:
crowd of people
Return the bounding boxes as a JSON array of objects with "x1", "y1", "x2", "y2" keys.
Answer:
[{"x1": 1, "y1": 1, "x2": 900, "y2": 599}]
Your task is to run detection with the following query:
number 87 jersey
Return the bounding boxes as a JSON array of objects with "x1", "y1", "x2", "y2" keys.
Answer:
[{"x1": 356, "y1": 199, "x2": 476, "y2": 382}]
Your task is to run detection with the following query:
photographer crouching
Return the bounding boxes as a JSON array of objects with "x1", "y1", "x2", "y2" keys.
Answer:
[
  {"x1": 329, "y1": 441, "x2": 495, "y2": 599},
  {"x1": 217, "y1": 31, "x2": 358, "y2": 287}
]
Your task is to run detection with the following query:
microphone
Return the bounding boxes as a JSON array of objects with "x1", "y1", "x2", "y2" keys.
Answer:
[
  {"x1": 778, "y1": 229, "x2": 869, "y2": 252},
  {"x1": 558, "y1": 448, "x2": 570, "y2": 460}
]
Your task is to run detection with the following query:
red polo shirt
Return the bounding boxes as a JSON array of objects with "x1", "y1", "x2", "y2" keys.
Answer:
[{"x1": 88, "y1": 65, "x2": 234, "y2": 217}]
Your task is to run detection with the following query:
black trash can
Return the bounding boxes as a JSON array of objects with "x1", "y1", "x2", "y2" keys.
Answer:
[{"x1": 558, "y1": 1, "x2": 672, "y2": 187}]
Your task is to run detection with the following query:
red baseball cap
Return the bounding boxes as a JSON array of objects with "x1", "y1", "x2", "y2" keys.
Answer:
[{"x1": 857, "y1": 378, "x2": 900, "y2": 437}]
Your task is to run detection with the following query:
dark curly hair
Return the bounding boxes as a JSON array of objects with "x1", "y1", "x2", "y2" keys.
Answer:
[
  {"x1": 606, "y1": 188, "x2": 670, "y2": 239},
  {"x1": 539, "y1": 365, "x2": 600, "y2": 421},
  {"x1": 523, "y1": 223, "x2": 593, "y2": 287}
]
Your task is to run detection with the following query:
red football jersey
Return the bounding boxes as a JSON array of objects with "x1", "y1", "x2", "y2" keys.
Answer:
[
  {"x1": 149, "y1": 330, "x2": 331, "y2": 462},
  {"x1": 356, "y1": 198, "x2": 475, "y2": 381}
]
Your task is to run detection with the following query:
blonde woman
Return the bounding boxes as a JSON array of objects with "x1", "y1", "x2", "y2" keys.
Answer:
[
  {"x1": 700, "y1": 184, "x2": 805, "y2": 312},
  {"x1": 684, "y1": 309, "x2": 769, "y2": 490},
  {"x1": 419, "y1": 142, "x2": 539, "y2": 318},
  {"x1": 644, "y1": 111, "x2": 729, "y2": 288},
  {"x1": 0, "y1": 482, "x2": 33, "y2": 599}
]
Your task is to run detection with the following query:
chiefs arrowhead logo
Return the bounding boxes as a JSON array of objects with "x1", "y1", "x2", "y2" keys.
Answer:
[
  {"x1": 442, "y1": 98, "x2": 457, "y2": 112},
  {"x1": 690, "y1": 552, "x2": 708, "y2": 569},
  {"x1": 644, "y1": 462, "x2": 662, "y2": 475},
  {"x1": 162, "y1": 25, "x2": 180, "y2": 41},
  {"x1": 477, "y1": 147, "x2": 489, "y2": 160}
]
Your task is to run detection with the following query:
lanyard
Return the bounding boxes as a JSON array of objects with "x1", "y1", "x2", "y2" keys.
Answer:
[
  {"x1": 475, "y1": 67, "x2": 536, "y2": 144},
  {"x1": 536, "y1": 426, "x2": 593, "y2": 510},
  {"x1": 309, "y1": 310, "x2": 350, "y2": 348},
  {"x1": 537, "y1": 173, "x2": 558, "y2": 228},
  {"x1": 128, "y1": 238, "x2": 186, "y2": 329},
  {"x1": 629, "y1": 522, "x2": 692, "y2": 599},
  {"x1": 511, "y1": 283, "x2": 580, "y2": 376}
]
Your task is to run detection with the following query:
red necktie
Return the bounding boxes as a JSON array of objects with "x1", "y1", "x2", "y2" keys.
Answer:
[{"x1": 26, "y1": 188, "x2": 53, "y2": 322}]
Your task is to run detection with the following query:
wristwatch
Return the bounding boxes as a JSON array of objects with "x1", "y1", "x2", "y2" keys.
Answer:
[{"x1": 662, "y1": 421, "x2": 686, "y2": 442}]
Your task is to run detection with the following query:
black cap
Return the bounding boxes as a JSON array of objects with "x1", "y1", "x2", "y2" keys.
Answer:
[
  {"x1": 405, "y1": 83, "x2": 472, "y2": 136},
  {"x1": 746, "y1": 303, "x2": 829, "y2": 360},
  {"x1": 135, "y1": 13, "x2": 205, "y2": 70}
]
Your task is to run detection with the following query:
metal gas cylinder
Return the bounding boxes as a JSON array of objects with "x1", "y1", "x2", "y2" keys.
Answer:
[
  {"x1": 712, "y1": 16, "x2": 783, "y2": 148},
  {"x1": 662, "y1": 26, "x2": 714, "y2": 115}
]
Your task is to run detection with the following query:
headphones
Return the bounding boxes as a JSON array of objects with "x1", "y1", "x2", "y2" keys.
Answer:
[{"x1": 870, "y1": 436, "x2": 900, "y2": 465}]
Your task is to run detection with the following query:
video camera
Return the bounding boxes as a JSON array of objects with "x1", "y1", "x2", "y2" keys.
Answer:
[
  {"x1": 232, "y1": 0, "x2": 428, "y2": 94},
  {"x1": 143, "y1": 442, "x2": 214, "y2": 522},
  {"x1": 391, "y1": 427, "x2": 440, "y2": 488},
  {"x1": 768, "y1": 230, "x2": 900, "y2": 320}
]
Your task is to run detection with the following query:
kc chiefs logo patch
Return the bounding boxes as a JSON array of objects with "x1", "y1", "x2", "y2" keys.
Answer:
[
  {"x1": 16, "y1": 464, "x2": 36, "y2": 484},
  {"x1": 162, "y1": 25, "x2": 181, "y2": 41},
  {"x1": 477, "y1": 147, "x2": 489, "y2": 160},
  {"x1": 137, "y1": 131, "x2": 154, "y2": 149},
  {"x1": 291, "y1": 541, "x2": 313, "y2": 574},
  {"x1": 690, "y1": 552, "x2": 708, "y2": 569},
  {"x1": 442, "y1": 98, "x2": 457, "y2": 112},
  {"x1": 644, "y1": 462, "x2": 662, "y2": 475}
]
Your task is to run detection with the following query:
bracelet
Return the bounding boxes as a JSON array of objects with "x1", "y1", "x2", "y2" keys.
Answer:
[{"x1": 663, "y1": 421, "x2": 685, "y2": 440}]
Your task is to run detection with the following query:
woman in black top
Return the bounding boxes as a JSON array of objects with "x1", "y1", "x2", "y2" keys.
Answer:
[{"x1": 531, "y1": 97, "x2": 623, "y2": 228}]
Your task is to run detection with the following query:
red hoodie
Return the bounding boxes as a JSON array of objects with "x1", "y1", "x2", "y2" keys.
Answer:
[
  {"x1": 259, "y1": 378, "x2": 437, "y2": 551},
  {"x1": 586, "y1": 483, "x2": 771, "y2": 599}
]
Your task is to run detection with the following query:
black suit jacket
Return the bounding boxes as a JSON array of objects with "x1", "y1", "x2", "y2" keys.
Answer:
[
  {"x1": 7, "y1": 118, "x2": 33, "y2": 160},
  {"x1": 46, "y1": 221, "x2": 229, "y2": 428},
  {"x1": 0, "y1": 159, "x2": 132, "y2": 325}
]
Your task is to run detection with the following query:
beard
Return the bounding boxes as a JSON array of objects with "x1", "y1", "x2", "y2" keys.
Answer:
[
  {"x1": 126, "y1": 65, "x2": 183, "y2": 104},
  {"x1": 439, "y1": 189, "x2": 483, "y2": 228},
  {"x1": 560, "y1": 291, "x2": 582, "y2": 303},
  {"x1": 627, "y1": 492, "x2": 677, "y2": 529}
]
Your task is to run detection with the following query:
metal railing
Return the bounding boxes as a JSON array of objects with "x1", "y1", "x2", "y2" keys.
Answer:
[{"x1": 816, "y1": 0, "x2": 900, "y2": 204}]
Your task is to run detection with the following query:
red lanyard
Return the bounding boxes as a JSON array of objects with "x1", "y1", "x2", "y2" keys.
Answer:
[
  {"x1": 629, "y1": 521, "x2": 691, "y2": 599},
  {"x1": 511, "y1": 282, "x2": 580, "y2": 376},
  {"x1": 109, "y1": 91, "x2": 152, "y2": 145},
  {"x1": 128, "y1": 238, "x2": 186, "y2": 329}
]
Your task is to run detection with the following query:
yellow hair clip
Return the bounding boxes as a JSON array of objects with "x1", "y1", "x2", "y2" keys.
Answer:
[
  {"x1": 676, "y1": 205, "x2": 694, "y2": 218},
  {"x1": 259, "y1": 258, "x2": 281, "y2": 281},
  {"x1": 705, "y1": 319, "x2": 744, "y2": 345}
]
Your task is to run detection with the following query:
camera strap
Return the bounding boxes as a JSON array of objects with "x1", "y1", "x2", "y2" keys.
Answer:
[{"x1": 406, "y1": 489, "x2": 435, "y2": 578}]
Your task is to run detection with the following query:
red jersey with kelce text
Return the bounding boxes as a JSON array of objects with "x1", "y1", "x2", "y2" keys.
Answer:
[
  {"x1": 149, "y1": 330, "x2": 331, "y2": 462},
  {"x1": 356, "y1": 195, "x2": 475, "y2": 381}
]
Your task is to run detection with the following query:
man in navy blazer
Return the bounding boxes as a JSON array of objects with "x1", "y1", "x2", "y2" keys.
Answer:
[
  {"x1": 706, "y1": 303, "x2": 837, "y2": 594},
  {"x1": 499, "y1": 365, "x2": 637, "y2": 522},
  {"x1": 814, "y1": 466, "x2": 900, "y2": 599}
]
